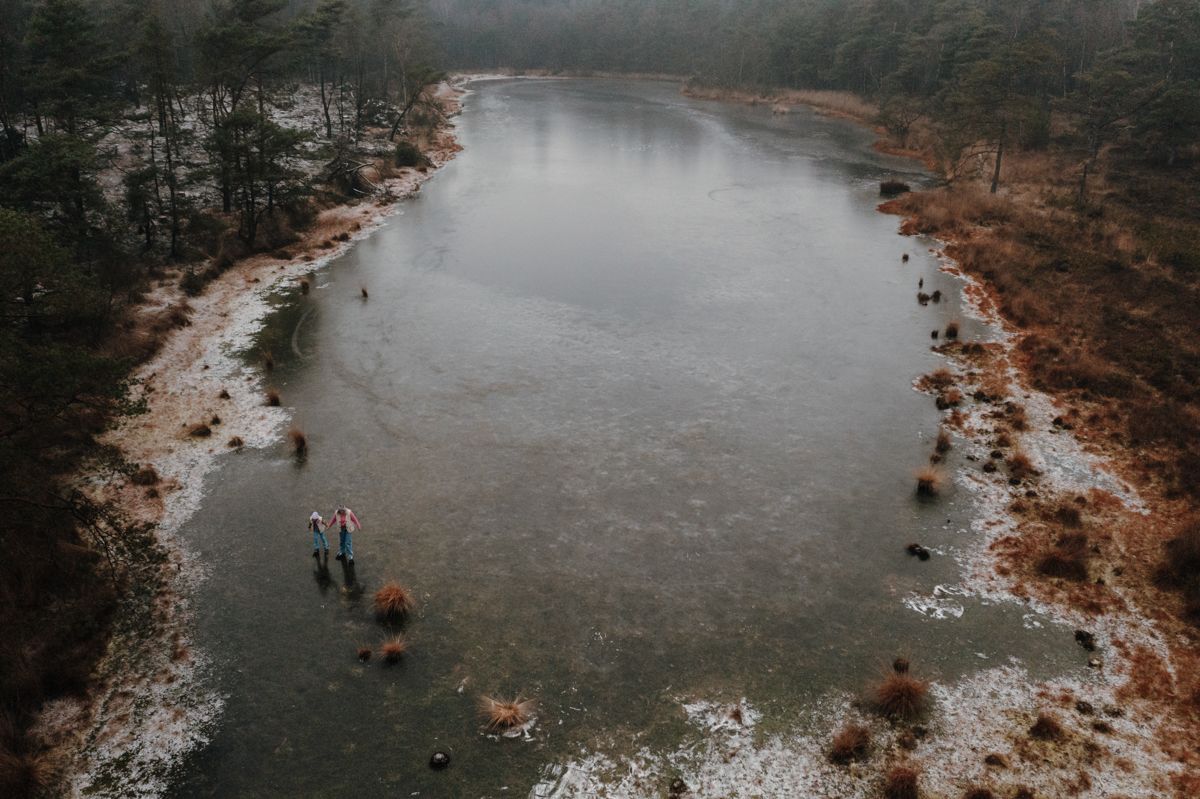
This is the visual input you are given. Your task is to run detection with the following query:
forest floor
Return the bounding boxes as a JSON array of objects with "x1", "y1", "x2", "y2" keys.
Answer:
[
  {"x1": 27, "y1": 80, "x2": 466, "y2": 799},
  {"x1": 653, "y1": 83, "x2": 1200, "y2": 798}
]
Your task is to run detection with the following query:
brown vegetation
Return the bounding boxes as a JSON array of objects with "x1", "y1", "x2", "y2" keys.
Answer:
[
  {"x1": 874, "y1": 673, "x2": 928, "y2": 720},
  {"x1": 1029, "y1": 712, "x2": 1065, "y2": 741},
  {"x1": 227, "y1": 436, "x2": 244, "y2": 448},
  {"x1": 1036, "y1": 532, "x2": 1091, "y2": 582},
  {"x1": 1008, "y1": 451, "x2": 1036, "y2": 481},
  {"x1": 944, "y1": 320, "x2": 960, "y2": 339},
  {"x1": 916, "y1": 466, "x2": 943, "y2": 497},
  {"x1": 380, "y1": 635, "x2": 408, "y2": 664},
  {"x1": 287, "y1": 427, "x2": 307, "y2": 456},
  {"x1": 935, "y1": 429, "x2": 952, "y2": 453},
  {"x1": 373, "y1": 582, "x2": 415, "y2": 619},
  {"x1": 299, "y1": 278, "x2": 310, "y2": 295},
  {"x1": 883, "y1": 765, "x2": 920, "y2": 799},
  {"x1": 265, "y1": 389, "x2": 281, "y2": 407},
  {"x1": 479, "y1": 695, "x2": 536, "y2": 731},
  {"x1": 1157, "y1": 516, "x2": 1200, "y2": 624},
  {"x1": 187, "y1": 423, "x2": 212, "y2": 438},
  {"x1": 829, "y1": 723, "x2": 871, "y2": 764},
  {"x1": 262, "y1": 350, "x2": 275, "y2": 372},
  {"x1": 130, "y1": 465, "x2": 160, "y2": 486},
  {"x1": 356, "y1": 646, "x2": 372, "y2": 663}
]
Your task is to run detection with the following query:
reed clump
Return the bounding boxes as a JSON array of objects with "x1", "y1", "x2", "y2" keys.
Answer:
[
  {"x1": 288, "y1": 427, "x2": 307, "y2": 456},
  {"x1": 916, "y1": 466, "x2": 943, "y2": 497},
  {"x1": 373, "y1": 582, "x2": 416, "y2": 619},
  {"x1": 381, "y1": 635, "x2": 408, "y2": 663},
  {"x1": 829, "y1": 723, "x2": 871, "y2": 764},
  {"x1": 874, "y1": 673, "x2": 928, "y2": 720},
  {"x1": 479, "y1": 695, "x2": 536, "y2": 731},
  {"x1": 884, "y1": 765, "x2": 920, "y2": 799}
]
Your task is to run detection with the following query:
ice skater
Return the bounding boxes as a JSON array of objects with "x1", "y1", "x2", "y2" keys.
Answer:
[
  {"x1": 309, "y1": 511, "x2": 329, "y2": 557},
  {"x1": 328, "y1": 504, "x2": 363, "y2": 563}
]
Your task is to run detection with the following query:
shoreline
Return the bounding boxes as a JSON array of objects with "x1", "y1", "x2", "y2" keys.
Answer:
[
  {"x1": 34, "y1": 75, "x2": 1197, "y2": 797},
  {"x1": 31, "y1": 79, "x2": 468, "y2": 798}
]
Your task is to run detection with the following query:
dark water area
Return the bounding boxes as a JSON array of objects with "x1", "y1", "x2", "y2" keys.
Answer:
[{"x1": 170, "y1": 79, "x2": 1081, "y2": 798}]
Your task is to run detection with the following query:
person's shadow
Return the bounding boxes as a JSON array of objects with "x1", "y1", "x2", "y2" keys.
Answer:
[
  {"x1": 338, "y1": 557, "x2": 363, "y2": 604},
  {"x1": 313, "y1": 550, "x2": 333, "y2": 594}
]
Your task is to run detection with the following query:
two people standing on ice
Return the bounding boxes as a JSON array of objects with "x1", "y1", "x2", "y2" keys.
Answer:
[{"x1": 309, "y1": 505, "x2": 363, "y2": 563}]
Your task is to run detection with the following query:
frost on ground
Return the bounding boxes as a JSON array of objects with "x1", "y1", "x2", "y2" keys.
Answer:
[{"x1": 531, "y1": 666, "x2": 1175, "y2": 798}]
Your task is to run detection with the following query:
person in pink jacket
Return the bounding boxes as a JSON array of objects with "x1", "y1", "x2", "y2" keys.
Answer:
[{"x1": 329, "y1": 504, "x2": 362, "y2": 563}]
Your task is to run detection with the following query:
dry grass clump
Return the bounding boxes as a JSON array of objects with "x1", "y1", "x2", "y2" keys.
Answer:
[
  {"x1": 287, "y1": 427, "x2": 307, "y2": 456},
  {"x1": 361, "y1": 286, "x2": 369, "y2": 299},
  {"x1": 883, "y1": 765, "x2": 920, "y2": 799},
  {"x1": 1037, "y1": 533, "x2": 1091, "y2": 581},
  {"x1": 0, "y1": 749, "x2": 49, "y2": 796},
  {"x1": 299, "y1": 278, "x2": 310, "y2": 295},
  {"x1": 130, "y1": 465, "x2": 160, "y2": 486},
  {"x1": 479, "y1": 695, "x2": 536, "y2": 731},
  {"x1": 265, "y1": 389, "x2": 281, "y2": 406},
  {"x1": 829, "y1": 723, "x2": 871, "y2": 764},
  {"x1": 881, "y1": 179, "x2": 912, "y2": 197},
  {"x1": 380, "y1": 635, "x2": 408, "y2": 663},
  {"x1": 1008, "y1": 451, "x2": 1036, "y2": 480},
  {"x1": 1054, "y1": 504, "x2": 1082, "y2": 526},
  {"x1": 1029, "y1": 711, "x2": 1064, "y2": 740},
  {"x1": 356, "y1": 646, "x2": 372, "y2": 663},
  {"x1": 373, "y1": 582, "x2": 416, "y2": 618},
  {"x1": 935, "y1": 429, "x2": 951, "y2": 453},
  {"x1": 218, "y1": 388, "x2": 231, "y2": 399},
  {"x1": 874, "y1": 673, "x2": 928, "y2": 720},
  {"x1": 1157, "y1": 515, "x2": 1200, "y2": 625},
  {"x1": 964, "y1": 789, "x2": 996, "y2": 799},
  {"x1": 944, "y1": 320, "x2": 960, "y2": 339},
  {"x1": 915, "y1": 466, "x2": 943, "y2": 497},
  {"x1": 926, "y1": 368, "x2": 955, "y2": 389},
  {"x1": 936, "y1": 388, "x2": 963, "y2": 409},
  {"x1": 227, "y1": 436, "x2": 244, "y2": 448},
  {"x1": 262, "y1": 350, "x2": 275, "y2": 372},
  {"x1": 187, "y1": 422, "x2": 212, "y2": 437}
]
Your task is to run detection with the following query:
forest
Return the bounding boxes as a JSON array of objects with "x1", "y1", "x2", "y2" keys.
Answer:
[{"x1": 1, "y1": 0, "x2": 1199, "y2": 796}]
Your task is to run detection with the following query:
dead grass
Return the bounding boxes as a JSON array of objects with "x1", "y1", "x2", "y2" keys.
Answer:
[
  {"x1": 361, "y1": 286, "x2": 369, "y2": 299},
  {"x1": 287, "y1": 427, "x2": 307, "y2": 456},
  {"x1": 299, "y1": 278, "x2": 310, "y2": 295},
  {"x1": 187, "y1": 423, "x2": 211, "y2": 438},
  {"x1": 964, "y1": 789, "x2": 996, "y2": 799},
  {"x1": 1037, "y1": 532, "x2": 1091, "y2": 582},
  {"x1": 0, "y1": 749, "x2": 49, "y2": 797},
  {"x1": 130, "y1": 465, "x2": 160, "y2": 486},
  {"x1": 944, "y1": 320, "x2": 960, "y2": 339},
  {"x1": 380, "y1": 635, "x2": 408, "y2": 663},
  {"x1": 916, "y1": 466, "x2": 943, "y2": 497},
  {"x1": 937, "y1": 388, "x2": 963, "y2": 409},
  {"x1": 356, "y1": 646, "x2": 372, "y2": 663},
  {"x1": 226, "y1": 436, "x2": 244, "y2": 448},
  {"x1": 883, "y1": 765, "x2": 920, "y2": 799},
  {"x1": 829, "y1": 723, "x2": 871, "y2": 764},
  {"x1": 1007, "y1": 451, "x2": 1036, "y2": 481},
  {"x1": 874, "y1": 673, "x2": 928, "y2": 720},
  {"x1": 935, "y1": 429, "x2": 952, "y2": 453},
  {"x1": 265, "y1": 389, "x2": 281, "y2": 407},
  {"x1": 479, "y1": 695, "x2": 536, "y2": 731},
  {"x1": 925, "y1": 368, "x2": 955, "y2": 389},
  {"x1": 373, "y1": 582, "x2": 415, "y2": 619},
  {"x1": 262, "y1": 350, "x2": 275, "y2": 372},
  {"x1": 1029, "y1": 711, "x2": 1065, "y2": 740}
]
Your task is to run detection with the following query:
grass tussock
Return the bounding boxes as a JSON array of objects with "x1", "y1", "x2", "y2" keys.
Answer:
[
  {"x1": 964, "y1": 789, "x2": 996, "y2": 799},
  {"x1": 884, "y1": 765, "x2": 920, "y2": 799},
  {"x1": 262, "y1": 350, "x2": 275, "y2": 372},
  {"x1": 944, "y1": 320, "x2": 960, "y2": 339},
  {"x1": 1007, "y1": 451, "x2": 1036, "y2": 480},
  {"x1": 380, "y1": 635, "x2": 408, "y2": 663},
  {"x1": 187, "y1": 422, "x2": 212, "y2": 438},
  {"x1": 299, "y1": 278, "x2": 310, "y2": 295},
  {"x1": 926, "y1": 368, "x2": 955, "y2": 389},
  {"x1": 356, "y1": 646, "x2": 372, "y2": 663},
  {"x1": 479, "y1": 695, "x2": 536, "y2": 731},
  {"x1": 1037, "y1": 533, "x2": 1091, "y2": 581},
  {"x1": 218, "y1": 388, "x2": 231, "y2": 399},
  {"x1": 874, "y1": 672, "x2": 928, "y2": 720},
  {"x1": 1029, "y1": 711, "x2": 1064, "y2": 740},
  {"x1": 881, "y1": 180, "x2": 911, "y2": 197},
  {"x1": 287, "y1": 427, "x2": 307, "y2": 456},
  {"x1": 265, "y1": 389, "x2": 281, "y2": 407},
  {"x1": 935, "y1": 429, "x2": 952, "y2": 453},
  {"x1": 373, "y1": 582, "x2": 416, "y2": 619},
  {"x1": 1157, "y1": 516, "x2": 1200, "y2": 625},
  {"x1": 227, "y1": 436, "x2": 244, "y2": 448},
  {"x1": 936, "y1": 388, "x2": 963, "y2": 409},
  {"x1": 0, "y1": 749, "x2": 49, "y2": 797},
  {"x1": 915, "y1": 466, "x2": 943, "y2": 497},
  {"x1": 829, "y1": 723, "x2": 871, "y2": 764},
  {"x1": 361, "y1": 286, "x2": 369, "y2": 299},
  {"x1": 130, "y1": 465, "x2": 160, "y2": 486}
]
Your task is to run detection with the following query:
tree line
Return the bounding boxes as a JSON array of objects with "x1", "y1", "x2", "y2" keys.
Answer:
[
  {"x1": 0, "y1": 1, "x2": 440, "y2": 793},
  {"x1": 431, "y1": 0, "x2": 1200, "y2": 188}
]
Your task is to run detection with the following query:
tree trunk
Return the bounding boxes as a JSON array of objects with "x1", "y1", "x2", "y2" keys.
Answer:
[{"x1": 990, "y1": 124, "x2": 1006, "y2": 194}]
